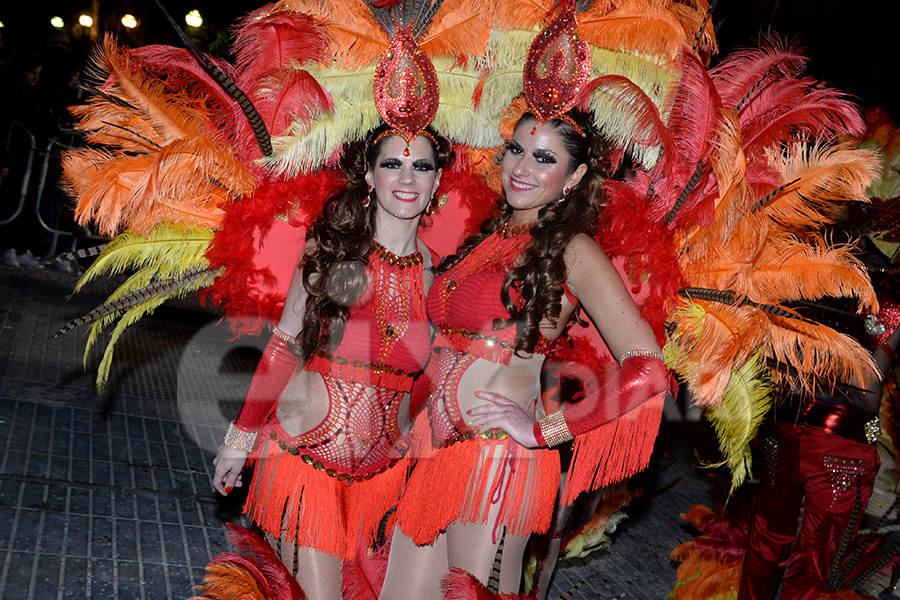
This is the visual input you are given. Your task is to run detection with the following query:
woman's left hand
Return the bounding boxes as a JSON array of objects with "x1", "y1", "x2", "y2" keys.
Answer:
[{"x1": 468, "y1": 391, "x2": 539, "y2": 448}]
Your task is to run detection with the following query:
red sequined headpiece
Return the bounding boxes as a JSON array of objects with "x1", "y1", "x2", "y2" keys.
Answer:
[
  {"x1": 373, "y1": 21, "x2": 440, "y2": 153},
  {"x1": 522, "y1": 1, "x2": 591, "y2": 134}
]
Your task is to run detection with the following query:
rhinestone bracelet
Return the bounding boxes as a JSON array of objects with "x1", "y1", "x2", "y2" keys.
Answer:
[
  {"x1": 619, "y1": 349, "x2": 666, "y2": 367},
  {"x1": 224, "y1": 421, "x2": 258, "y2": 453},
  {"x1": 538, "y1": 410, "x2": 574, "y2": 447},
  {"x1": 271, "y1": 327, "x2": 296, "y2": 344}
]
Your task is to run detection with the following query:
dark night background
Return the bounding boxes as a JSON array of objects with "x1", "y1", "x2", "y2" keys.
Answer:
[{"x1": 0, "y1": 0, "x2": 896, "y2": 116}]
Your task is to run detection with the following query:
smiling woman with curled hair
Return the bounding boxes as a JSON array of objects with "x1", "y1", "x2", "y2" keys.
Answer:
[
  {"x1": 212, "y1": 123, "x2": 452, "y2": 600},
  {"x1": 379, "y1": 110, "x2": 672, "y2": 600}
]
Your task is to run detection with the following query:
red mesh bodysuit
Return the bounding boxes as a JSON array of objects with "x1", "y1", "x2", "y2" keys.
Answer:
[
  {"x1": 270, "y1": 243, "x2": 432, "y2": 477},
  {"x1": 425, "y1": 226, "x2": 553, "y2": 441}
]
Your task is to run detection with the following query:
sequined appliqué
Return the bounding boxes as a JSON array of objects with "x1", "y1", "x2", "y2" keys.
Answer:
[{"x1": 823, "y1": 454, "x2": 865, "y2": 507}]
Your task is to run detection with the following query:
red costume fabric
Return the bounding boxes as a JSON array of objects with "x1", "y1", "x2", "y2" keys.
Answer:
[
  {"x1": 398, "y1": 226, "x2": 561, "y2": 544},
  {"x1": 243, "y1": 244, "x2": 433, "y2": 559},
  {"x1": 738, "y1": 399, "x2": 881, "y2": 600},
  {"x1": 425, "y1": 226, "x2": 554, "y2": 367},
  {"x1": 233, "y1": 333, "x2": 300, "y2": 433}
]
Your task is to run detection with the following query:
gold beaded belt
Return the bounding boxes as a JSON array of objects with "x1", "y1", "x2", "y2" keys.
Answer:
[
  {"x1": 271, "y1": 431, "x2": 401, "y2": 486},
  {"x1": 434, "y1": 428, "x2": 509, "y2": 450}
]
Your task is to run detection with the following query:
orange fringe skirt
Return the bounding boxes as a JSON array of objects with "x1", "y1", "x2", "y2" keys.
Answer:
[
  {"x1": 395, "y1": 433, "x2": 560, "y2": 545},
  {"x1": 244, "y1": 428, "x2": 408, "y2": 560}
]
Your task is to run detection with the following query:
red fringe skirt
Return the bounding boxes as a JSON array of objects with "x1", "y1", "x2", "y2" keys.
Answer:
[
  {"x1": 395, "y1": 434, "x2": 560, "y2": 545},
  {"x1": 244, "y1": 427, "x2": 408, "y2": 560}
]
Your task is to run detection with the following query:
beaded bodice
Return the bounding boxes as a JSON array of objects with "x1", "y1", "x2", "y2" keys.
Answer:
[
  {"x1": 306, "y1": 242, "x2": 431, "y2": 391},
  {"x1": 426, "y1": 224, "x2": 552, "y2": 364}
]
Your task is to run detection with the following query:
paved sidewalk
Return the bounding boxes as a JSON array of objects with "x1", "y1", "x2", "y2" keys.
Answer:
[{"x1": 0, "y1": 265, "x2": 895, "y2": 599}]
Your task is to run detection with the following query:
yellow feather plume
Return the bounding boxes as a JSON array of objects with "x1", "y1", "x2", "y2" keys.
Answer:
[
  {"x1": 704, "y1": 351, "x2": 773, "y2": 490},
  {"x1": 76, "y1": 224, "x2": 216, "y2": 390},
  {"x1": 75, "y1": 223, "x2": 213, "y2": 291}
]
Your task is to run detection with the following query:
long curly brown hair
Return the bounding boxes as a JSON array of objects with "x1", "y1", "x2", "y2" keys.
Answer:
[
  {"x1": 439, "y1": 110, "x2": 613, "y2": 354},
  {"x1": 299, "y1": 125, "x2": 453, "y2": 359}
]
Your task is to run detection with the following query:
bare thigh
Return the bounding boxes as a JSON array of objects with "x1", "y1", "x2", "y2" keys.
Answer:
[
  {"x1": 380, "y1": 528, "x2": 448, "y2": 600},
  {"x1": 266, "y1": 532, "x2": 342, "y2": 600}
]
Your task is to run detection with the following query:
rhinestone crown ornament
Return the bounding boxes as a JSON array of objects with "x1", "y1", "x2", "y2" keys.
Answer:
[
  {"x1": 522, "y1": 1, "x2": 590, "y2": 132},
  {"x1": 373, "y1": 21, "x2": 440, "y2": 154}
]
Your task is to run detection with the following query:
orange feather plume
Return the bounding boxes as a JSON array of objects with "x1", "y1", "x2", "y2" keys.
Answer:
[
  {"x1": 62, "y1": 35, "x2": 255, "y2": 237},
  {"x1": 420, "y1": 0, "x2": 492, "y2": 60},
  {"x1": 760, "y1": 143, "x2": 881, "y2": 230},
  {"x1": 765, "y1": 311, "x2": 879, "y2": 391},
  {"x1": 489, "y1": 0, "x2": 552, "y2": 30},
  {"x1": 278, "y1": 0, "x2": 390, "y2": 69},
  {"x1": 668, "y1": 300, "x2": 769, "y2": 407},
  {"x1": 669, "y1": 0, "x2": 719, "y2": 55},
  {"x1": 578, "y1": 0, "x2": 687, "y2": 60}
]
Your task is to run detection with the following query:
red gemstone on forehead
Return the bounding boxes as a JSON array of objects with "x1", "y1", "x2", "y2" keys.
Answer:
[
  {"x1": 403, "y1": 147, "x2": 410, "y2": 156},
  {"x1": 530, "y1": 126, "x2": 537, "y2": 135}
]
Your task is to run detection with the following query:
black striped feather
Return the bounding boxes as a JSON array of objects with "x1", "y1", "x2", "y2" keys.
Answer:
[
  {"x1": 827, "y1": 476, "x2": 863, "y2": 590},
  {"x1": 53, "y1": 267, "x2": 215, "y2": 338},
  {"x1": 555, "y1": 581, "x2": 585, "y2": 600},
  {"x1": 665, "y1": 161, "x2": 709, "y2": 224},
  {"x1": 153, "y1": 0, "x2": 272, "y2": 156},
  {"x1": 43, "y1": 244, "x2": 109, "y2": 265},
  {"x1": 486, "y1": 530, "x2": 504, "y2": 593}
]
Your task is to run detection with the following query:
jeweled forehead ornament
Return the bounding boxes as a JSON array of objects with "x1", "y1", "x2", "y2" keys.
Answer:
[
  {"x1": 522, "y1": 0, "x2": 591, "y2": 135},
  {"x1": 373, "y1": 20, "x2": 440, "y2": 156}
]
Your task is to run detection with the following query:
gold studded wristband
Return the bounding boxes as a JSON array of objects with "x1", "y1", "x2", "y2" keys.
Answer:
[
  {"x1": 224, "y1": 421, "x2": 258, "y2": 453},
  {"x1": 535, "y1": 410, "x2": 574, "y2": 447}
]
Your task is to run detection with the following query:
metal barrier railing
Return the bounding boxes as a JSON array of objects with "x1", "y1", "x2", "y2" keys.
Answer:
[
  {"x1": 0, "y1": 124, "x2": 107, "y2": 258},
  {"x1": 0, "y1": 120, "x2": 36, "y2": 226}
]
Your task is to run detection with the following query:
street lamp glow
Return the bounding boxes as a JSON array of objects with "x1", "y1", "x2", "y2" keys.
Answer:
[
  {"x1": 78, "y1": 15, "x2": 93, "y2": 28},
  {"x1": 50, "y1": 16, "x2": 64, "y2": 29},
  {"x1": 121, "y1": 14, "x2": 137, "y2": 28},
  {"x1": 185, "y1": 10, "x2": 202, "y2": 27}
]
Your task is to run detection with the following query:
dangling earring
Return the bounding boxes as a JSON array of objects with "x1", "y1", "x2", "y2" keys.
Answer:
[
  {"x1": 363, "y1": 184, "x2": 372, "y2": 207},
  {"x1": 558, "y1": 185, "x2": 571, "y2": 203},
  {"x1": 425, "y1": 192, "x2": 436, "y2": 216}
]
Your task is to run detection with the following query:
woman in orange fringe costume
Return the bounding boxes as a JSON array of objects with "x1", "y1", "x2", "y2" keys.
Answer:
[
  {"x1": 212, "y1": 123, "x2": 452, "y2": 600},
  {"x1": 379, "y1": 107, "x2": 671, "y2": 599}
]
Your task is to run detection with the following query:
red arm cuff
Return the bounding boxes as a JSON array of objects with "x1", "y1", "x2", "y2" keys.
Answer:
[
  {"x1": 535, "y1": 356, "x2": 671, "y2": 447},
  {"x1": 233, "y1": 331, "x2": 300, "y2": 432}
]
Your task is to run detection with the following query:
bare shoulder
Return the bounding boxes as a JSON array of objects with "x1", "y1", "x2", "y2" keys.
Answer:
[{"x1": 563, "y1": 233, "x2": 616, "y2": 277}]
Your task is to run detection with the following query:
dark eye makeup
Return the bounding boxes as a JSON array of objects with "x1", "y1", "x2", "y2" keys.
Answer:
[
  {"x1": 504, "y1": 139, "x2": 557, "y2": 164},
  {"x1": 380, "y1": 157, "x2": 403, "y2": 168},
  {"x1": 413, "y1": 159, "x2": 435, "y2": 171},
  {"x1": 533, "y1": 149, "x2": 557, "y2": 164},
  {"x1": 505, "y1": 140, "x2": 523, "y2": 154},
  {"x1": 379, "y1": 157, "x2": 435, "y2": 172}
]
